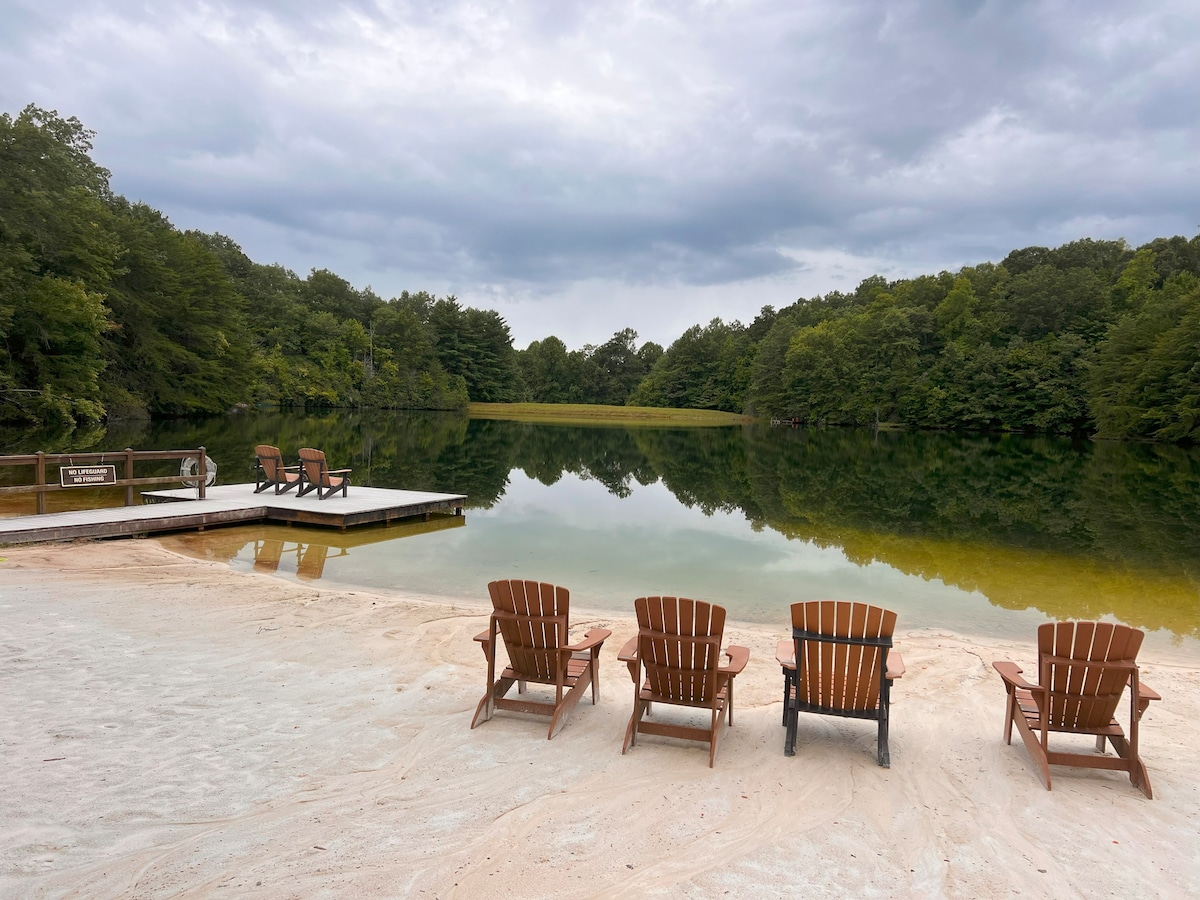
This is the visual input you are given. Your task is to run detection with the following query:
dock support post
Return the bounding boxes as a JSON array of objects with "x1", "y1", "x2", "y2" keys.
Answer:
[
  {"x1": 35, "y1": 451, "x2": 46, "y2": 515},
  {"x1": 125, "y1": 448, "x2": 135, "y2": 506},
  {"x1": 198, "y1": 447, "x2": 207, "y2": 500}
]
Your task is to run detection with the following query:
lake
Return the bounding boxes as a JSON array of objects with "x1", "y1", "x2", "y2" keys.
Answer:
[{"x1": 3, "y1": 409, "x2": 1197, "y2": 650}]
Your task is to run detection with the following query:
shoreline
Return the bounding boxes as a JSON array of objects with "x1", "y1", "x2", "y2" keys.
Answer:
[{"x1": 2, "y1": 540, "x2": 1198, "y2": 898}]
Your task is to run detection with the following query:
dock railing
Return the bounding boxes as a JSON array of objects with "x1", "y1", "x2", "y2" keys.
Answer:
[{"x1": 0, "y1": 448, "x2": 210, "y2": 514}]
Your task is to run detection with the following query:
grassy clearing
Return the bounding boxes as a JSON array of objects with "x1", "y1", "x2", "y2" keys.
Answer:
[{"x1": 468, "y1": 402, "x2": 750, "y2": 426}]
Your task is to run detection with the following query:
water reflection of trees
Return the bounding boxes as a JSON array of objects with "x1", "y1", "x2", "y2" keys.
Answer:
[{"x1": 7, "y1": 411, "x2": 1196, "y2": 632}]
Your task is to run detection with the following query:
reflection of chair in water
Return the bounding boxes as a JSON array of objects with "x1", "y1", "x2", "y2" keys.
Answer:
[
  {"x1": 993, "y1": 621, "x2": 1160, "y2": 798},
  {"x1": 297, "y1": 448, "x2": 351, "y2": 499},
  {"x1": 618, "y1": 596, "x2": 749, "y2": 767},
  {"x1": 295, "y1": 542, "x2": 348, "y2": 580},
  {"x1": 777, "y1": 600, "x2": 904, "y2": 767},
  {"x1": 253, "y1": 539, "x2": 286, "y2": 572},
  {"x1": 254, "y1": 445, "x2": 302, "y2": 494}
]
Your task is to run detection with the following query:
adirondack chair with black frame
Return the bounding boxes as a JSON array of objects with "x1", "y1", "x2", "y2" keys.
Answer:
[
  {"x1": 618, "y1": 596, "x2": 750, "y2": 767},
  {"x1": 993, "y1": 620, "x2": 1160, "y2": 798},
  {"x1": 296, "y1": 447, "x2": 351, "y2": 499},
  {"x1": 471, "y1": 579, "x2": 611, "y2": 739},
  {"x1": 254, "y1": 444, "x2": 302, "y2": 495},
  {"x1": 777, "y1": 600, "x2": 905, "y2": 767}
]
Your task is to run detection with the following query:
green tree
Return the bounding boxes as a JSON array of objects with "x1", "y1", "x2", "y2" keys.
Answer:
[
  {"x1": 591, "y1": 328, "x2": 651, "y2": 405},
  {"x1": 1089, "y1": 274, "x2": 1200, "y2": 441},
  {"x1": 629, "y1": 319, "x2": 749, "y2": 411},
  {"x1": 0, "y1": 104, "x2": 118, "y2": 425},
  {"x1": 102, "y1": 201, "x2": 253, "y2": 415},
  {"x1": 999, "y1": 265, "x2": 1110, "y2": 341},
  {"x1": 519, "y1": 336, "x2": 573, "y2": 403},
  {"x1": 302, "y1": 269, "x2": 381, "y2": 326}
]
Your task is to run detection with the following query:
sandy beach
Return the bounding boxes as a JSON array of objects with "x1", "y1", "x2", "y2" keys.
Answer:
[{"x1": 1, "y1": 541, "x2": 1197, "y2": 899}]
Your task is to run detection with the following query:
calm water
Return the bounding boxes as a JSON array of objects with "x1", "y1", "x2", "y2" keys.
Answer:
[{"x1": 4, "y1": 410, "x2": 1198, "y2": 649}]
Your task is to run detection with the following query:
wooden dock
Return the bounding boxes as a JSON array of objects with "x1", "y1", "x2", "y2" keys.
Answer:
[{"x1": 0, "y1": 484, "x2": 467, "y2": 545}]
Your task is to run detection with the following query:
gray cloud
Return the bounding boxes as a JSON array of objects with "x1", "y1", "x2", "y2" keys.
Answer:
[{"x1": 2, "y1": 0, "x2": 1196, "y2": 346}]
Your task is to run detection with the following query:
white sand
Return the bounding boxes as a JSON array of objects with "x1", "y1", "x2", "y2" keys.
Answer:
[{"x1": 1, "y1": 541, "x2": 1197, "y2": 899}]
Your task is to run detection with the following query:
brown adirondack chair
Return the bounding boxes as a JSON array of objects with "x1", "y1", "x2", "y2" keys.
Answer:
[
  {"x1": 296, "y1": 447, "x2": 351, "y2": 499},
  {"x1": 993, "y1": 621, "x2": 1160, "y2": 798},
  {"x1": 776, "y1": 600, "x2": 904, "y2": 767},
  {"x1": 471, "y1": 580, "x2": 611, "y2": 739},
  {"x1": 254, "y1": 444, "x2": 302, "y2": 494},
  {"x1": 617, "y1": 596, "x2": 750, "y2": 767}
]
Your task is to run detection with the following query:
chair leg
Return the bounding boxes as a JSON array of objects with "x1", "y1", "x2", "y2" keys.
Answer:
[
  {"x1": 1011, "y1": 709, "x2": 1052, "y2": 790},
  {"x1": 470, "y1": 676, "x2": 515, "y2": 729},
  {"x1": 547, "y1": 667, "x2": 592, "y2": 740},
  {"x1": 878, "y1": 680, "x2": 892, "y2": 767},
  {"x1": 623, "y1": 697, "x2": 647, "y2": 754},
  {"x1": 470, "y1": 692, "x2": 492, "y2": 728},
  {"x1": 708, "y1": 704, "x2": 727, "y2": 768},
  {"x1": 590, "y1": 647, "x2": 602, "y2": 703},
  {"x1": 1003, "y1": 688, "x2": 1016, "y2": 745},
  {"x1": 1106, "y1": 733, "x2": 1153, "y2": 799},
  {"x1": 877, "y1": 705, "x2": 890, "y2": 768},
  {"x1": 1130, "y1": 758, "x2": 1153, "y2": 800},
  {"x1": 784, "y1": 700, "x2": 798, "y2": 757}
]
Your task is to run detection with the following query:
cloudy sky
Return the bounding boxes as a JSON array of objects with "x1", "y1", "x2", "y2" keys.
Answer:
[{"x1": 2, "y1": 1, "x2": 1196, "y2": 349}]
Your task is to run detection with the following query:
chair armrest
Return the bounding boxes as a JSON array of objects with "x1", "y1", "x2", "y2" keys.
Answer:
[
  {"x1": 566, "y1": 627, "x2": 612, "y2": 653},
  {"x1": 886, "y1": 650, "x2": 905, "y2": 680},
  {"x1": 775, "y1": 639, "x2": 795, "y2": 670},
  {"x1": 1139, "y1": 682, "x2": 1161, "y2": 703},
  {"x1": 617, "y1": 635, "x2": 638, "y2": 664},
  {"x1": 993, "y1": 660, "x2": 1039, "y2": 692},
  {"x1": 327, "y1": 468, "x2": 353, "y2": 475},
  {"x1": 473, "y1": 628, "x2": 490, "y2": 644},
  {"x1": 719, "y1": 645, "x2": 750, "y2": 676}
]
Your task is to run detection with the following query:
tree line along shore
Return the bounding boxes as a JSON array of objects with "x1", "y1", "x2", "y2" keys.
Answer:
[{"x1": 3, "y1": 104, "x2": 1197, "y2": 442}]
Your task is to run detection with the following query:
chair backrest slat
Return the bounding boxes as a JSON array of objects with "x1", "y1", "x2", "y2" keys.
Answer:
[
  {"x1": 489, "y1": 579, "x2": 568, "y2": 681},
  {"x1": 298, "y1": 447, "x2": 333, "y2": 486},
  {"x1": 792, "y1": 600, "x2": 895, "y2": 712},
  {"x1": 1037, "y1": 621, "x2": 1143, "y2": 730},
  {"x1": 636, "y1": 596, "x2": 725, "y2": 706},
  {"x1": 256, "y1": 445, "x2": 285, "y2": 480}
]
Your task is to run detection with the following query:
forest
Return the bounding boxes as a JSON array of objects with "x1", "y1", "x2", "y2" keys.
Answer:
[{"x1": 2, "y1": 104, "x2": 1197, "y2": 442}]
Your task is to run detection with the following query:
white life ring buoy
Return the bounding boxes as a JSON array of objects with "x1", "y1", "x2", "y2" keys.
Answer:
[{"x1": 180, "y1": 456, "x2": 218, "y2": 487}]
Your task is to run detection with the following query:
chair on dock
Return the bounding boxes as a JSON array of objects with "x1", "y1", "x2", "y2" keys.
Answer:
[
  {"x1": 993, "y1": 621, "x2": 1159, "y2": 798},
  {"x1": 618, "y1": 596, "x2": 749, "y2": 767},
  {"x1": 254, "y1": 445, "x2": 302, "y2": 495},
  {"x1": 471, "y1": 580, "x2": 611, "y2": 739},
  {"x1": 296, "y1": 448, "x2": 351, "y2": 499},
  {"x1": 776, "y1": 600, "x2": 904, "y2": 767}
]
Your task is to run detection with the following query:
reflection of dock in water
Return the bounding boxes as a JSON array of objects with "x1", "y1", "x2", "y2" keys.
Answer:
[{"x1": 250, "y1": 514, "x2": 466, "y2": 580}]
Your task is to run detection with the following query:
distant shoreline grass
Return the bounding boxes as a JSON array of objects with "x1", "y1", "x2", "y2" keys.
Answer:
[{"x1": 467, "y1": 402, "x2": 751, "y2": 426}]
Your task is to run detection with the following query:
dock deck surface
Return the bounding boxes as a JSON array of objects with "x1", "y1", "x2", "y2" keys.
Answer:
[{"x1": 0, "y1": 484, "x2": 467, "y2": 545}]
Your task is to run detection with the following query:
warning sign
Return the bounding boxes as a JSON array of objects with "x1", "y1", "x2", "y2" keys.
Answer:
[{"x1": 60, "y1": 465, "x2": 117, "y2": 487}]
